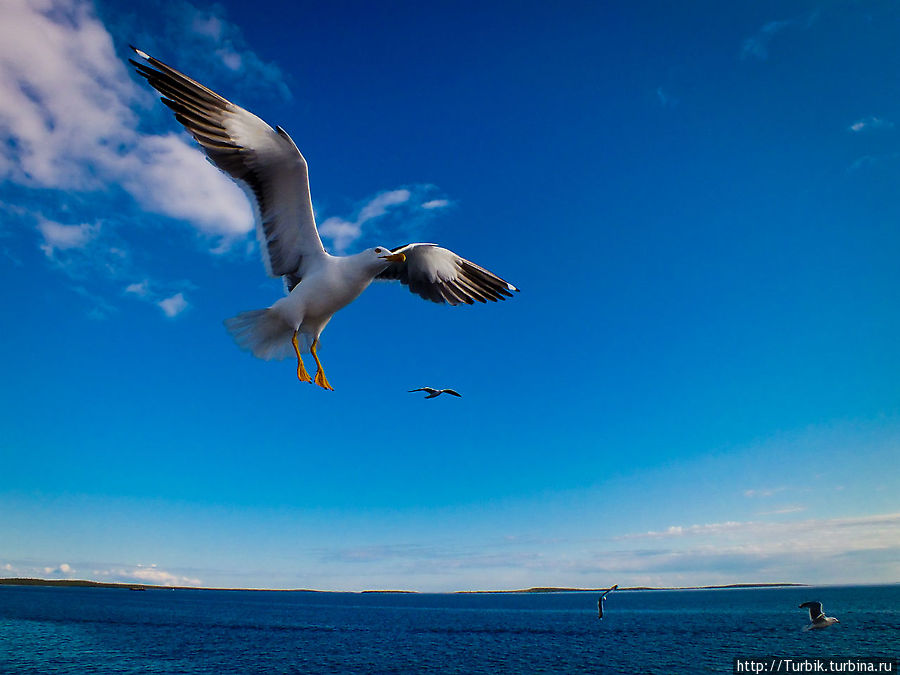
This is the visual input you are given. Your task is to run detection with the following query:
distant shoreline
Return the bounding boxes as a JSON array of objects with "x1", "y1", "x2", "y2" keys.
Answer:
[{"x1": 0, "y1": 577, "x2": 807, "y2": 593}]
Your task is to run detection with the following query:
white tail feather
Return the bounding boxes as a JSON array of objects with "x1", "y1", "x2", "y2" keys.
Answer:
[{"x1": 224, "y1": 308, "x2": 298, "y2": 360}]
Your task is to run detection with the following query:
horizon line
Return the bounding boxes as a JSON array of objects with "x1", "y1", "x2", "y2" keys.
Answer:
[{"x1": 0, "y1": 577, "x2": 820, "y2": 594}]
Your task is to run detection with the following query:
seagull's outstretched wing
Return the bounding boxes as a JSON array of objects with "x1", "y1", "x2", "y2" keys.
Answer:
[
  {"x1": 799, "y1": 601, "x2": 825, "y2": 622},
  {"x1": 409, "y1": 388, "x2": 438, "y2": 394},
  {"x1": 130, "y1": 48, "x2": 325, "y2": 288},
  {"x1": 377, "y1": 244, "x2": 518, "y2": 305},
  {"x1": 440, "y1": 389, "x2": 462, "y2": 397}
]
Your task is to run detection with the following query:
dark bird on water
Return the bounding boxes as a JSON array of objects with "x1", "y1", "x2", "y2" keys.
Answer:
[
  {"x1": 409, "y1": 387, "x2": 462, "y2": 399},
  {"x1": 799, "y1": 601, "x2": 839, "y2": 630},
  {"x1": 598, "y1": 584, "x2": 618, "y2": 619}
]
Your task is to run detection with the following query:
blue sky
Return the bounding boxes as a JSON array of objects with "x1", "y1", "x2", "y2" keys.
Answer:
[{"x1": 0, "y1": 0, "x2": 898, "y2": 591}]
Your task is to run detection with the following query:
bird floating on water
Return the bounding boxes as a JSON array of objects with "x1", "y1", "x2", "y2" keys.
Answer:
[
  {"x1": 130, "y1": 48, "x2": 518, "y2": 390},
  {"x1": 799, "y1": 601, "x2": 839, "y2": 630},
  {"x1": 408, "y1": 387, "x2": 462, "y2": 399},
  {"x1": 598, "y1": 584, "x2": 618, "y2": 619}
]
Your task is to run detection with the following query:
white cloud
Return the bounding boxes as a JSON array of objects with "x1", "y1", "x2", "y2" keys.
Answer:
[
  {"x1": 319, "y1": 189, "x2": 412, "y2": 252},
  {"x1": 125, "y1": 280, "x2": 149, "y2": 297},
  {"x1": 117, "y1": 133, "x2": 252, "y2": 237},
  {"x1": 130, "y1": 566, "x2": 200, "y2": 586},
  {"x1": 158, "y1": 292, "x2": 188, "y2": 318},
  {"x1": 191, "y1": 13, "x2": 224, "y2": 40},
  {"x1": 43, "y1": 562, "x2": 74, "y2": 576},
  {"x1": 421, "y1": 199, "x2": 450, "y2": 210},
  {"x1": 318, "y1": 186, "x2": 449, "y2": 253},
  {"x1": 317, "y1": 216, "x2": 361, "y2": 253},
  {"x1": 358, "y1": 189, "x2": 411, "y2": 221},
  {"x1": 0, "y1": 0, "x2": 253, "y2": 241},
  {"x1": 849, "y1": 116, "x2": 894, "y2": 133},
  {"x1": 617, "y1": 520, "x2": 747, "y2": 540},
  {"x1": 92, "y1": 563, "x2": 202, "y2": 587},
  {"x1": 36, "y1": 219, "x2": 99, "y2": 258}
]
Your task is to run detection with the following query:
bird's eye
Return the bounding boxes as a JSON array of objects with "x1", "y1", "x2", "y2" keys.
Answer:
[{"x1": 375, "y1": 247, "x2": 383, "y2": 253}]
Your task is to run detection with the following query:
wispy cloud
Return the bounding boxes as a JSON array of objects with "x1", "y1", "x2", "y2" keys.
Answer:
[
  {"x1": 848, "y1": 116, "x2": 894, "y2": 133},
  {"x1": 37, "y1": 219, "x2": 99, "y2": 258},
  {"x1": 319, "y1": 189, "x2": 411, "y2": 252},
  {"x1": 743, "y1": 486, "x2": 786, "y2": 498},
  {"x1": 27, "y1": 211, "x2": 191, "y2": 319},
  {"x1": 740, "y1": 11, "x2": 819, "y2": 61},
  {"x1": 318, "y1": 186, "x2": 451, "y2": 253},
  {"x1": 616, "y1": 520, "x2": 747, "y2": 540},
  {"x1": 757, "y1": 506, "x2": 807, "y2": 516},
  {"x1": 72, "y1": 284, "x2": 118, "y2": 320},
  {"x1": 124, "y1": 280, "x2": 150, "y2": 297},
  {"x1": 741, "y1": 19, "x2": 793, "y2": 61},
  {"x1": 848, "y1": 155, "x2": 878, "y2": 172},
  {"x1": 421, "y1": 199, "x2": 451, "y2": 210},
  {"x1": 616, "y1": 513, "x2": 900, "y2": 546},
  {"x1": 32, "y1": 216, "x2": 131, "y2": 288},
  {"x1": 655, "y1": 86, "x2": 677, "y2": 108},
  {"x1": 307, "y1": 513, "x2": 900, "y2": 590},
  {"x1": 148, "y1": 0, "x2": 292, "y2": 102}
]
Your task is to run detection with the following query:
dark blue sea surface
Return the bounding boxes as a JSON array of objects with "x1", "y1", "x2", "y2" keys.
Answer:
[{"x1": 0, "y1": 584, "x2": 896, "y2": 673}]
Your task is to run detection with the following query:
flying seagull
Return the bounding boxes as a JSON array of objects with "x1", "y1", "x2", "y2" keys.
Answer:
[
  {"x1": 129, "y1": 48, "x2": 518, "y2": 390},
  {"x1": 408, "y1": 387, "x2": 462, "y2": 399},
  {"x1": 799, "y1": 601, "x2": 839, "y2": 630},
  {"x1": 598, "y1": 584, "x2": 618, "y2": 619}
]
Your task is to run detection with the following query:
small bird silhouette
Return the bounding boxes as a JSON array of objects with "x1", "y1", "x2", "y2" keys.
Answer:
[{"x1": 408, "y1": 387, "x2": 462, "y2": 399}]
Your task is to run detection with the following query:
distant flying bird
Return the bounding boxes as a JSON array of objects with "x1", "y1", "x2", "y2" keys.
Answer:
[
  {"x1": 408, "y1": 387, "x2": 462, "y2": 399},
  {"x1": 129, "y1": 48, "x2": 518, "y2": 391},
  {"x1": 799, "y1": 601, "x2": 839, "y2": 630},
  {"x1": 598, "y1": 584, "x2": 618, "y2": 619}
]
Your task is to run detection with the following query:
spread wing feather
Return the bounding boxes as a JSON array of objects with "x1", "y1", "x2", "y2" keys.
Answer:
[
  {"x1": 377, "y1": 243, "x2": 518, "y2": 305},
  {"x1": 799, "y1": 601, "x2": 825, "y2": 622},
  {"x1": 129, "y1": 48, "x2": 325, "y2": 286}
]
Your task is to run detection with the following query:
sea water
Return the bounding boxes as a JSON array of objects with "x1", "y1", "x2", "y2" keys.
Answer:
[{"x1": 0, "y1": 585, "x2": 897, "y2": 673}]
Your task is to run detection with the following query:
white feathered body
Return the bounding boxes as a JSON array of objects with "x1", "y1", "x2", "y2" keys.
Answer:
[
  {"x1": 805, "y1": 616, "x2": 839, "y2": 630},
  {"x1": 225, "y1": 253, "x2": 381, "y2": 360}
]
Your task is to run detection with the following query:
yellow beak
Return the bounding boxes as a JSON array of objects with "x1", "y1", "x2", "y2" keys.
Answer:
[{"x1": 380, "y1": 252, "x2": 406, "y2": 263}]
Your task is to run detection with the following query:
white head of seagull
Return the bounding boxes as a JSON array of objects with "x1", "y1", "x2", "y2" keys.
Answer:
[
  {"x1": 799, "y1": 601, "x2": 839, "y2": 630},
  {"x1": 129, "y1": 48, "x2": 517, "y2": 391}
]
